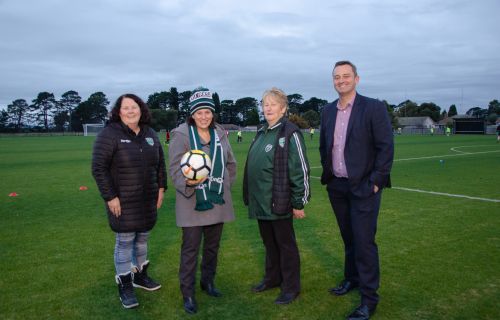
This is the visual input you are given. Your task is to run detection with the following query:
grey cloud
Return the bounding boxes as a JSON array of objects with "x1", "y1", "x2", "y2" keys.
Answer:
[{"x1": 1, "y1": 0, "x2": 499, "y2": 114}]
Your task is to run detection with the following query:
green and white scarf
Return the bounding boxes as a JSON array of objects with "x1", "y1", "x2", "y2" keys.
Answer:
[{"x1": 189, "y1": 125, "x2": 225, "y2": 211}]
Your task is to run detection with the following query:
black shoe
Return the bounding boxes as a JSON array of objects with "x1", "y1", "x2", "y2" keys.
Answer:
[
  {"x1": 346, "y1": 304, "x2": 376, "y2": 320},
  {"x1": 251, "y1": 281, "x2": 279, "y2": 293},
  {"x1": 200, "y1": 282, "x2": 222, "y2": 297},
  {"x1": 329, "y1": 280, "x2": 359, "y2": 296},
  {"x1": 133, "y1": 261, "x2": 161, "y2": 291},
  {"x1": 183, "y1": 297, "x2": 197, "y2": 314},
  {"x1": 274, "y1": 292, "x2": 299, "y2": 305},
  {"x1": 116, "y1": 273, "x2": 139, "y2": 309}
]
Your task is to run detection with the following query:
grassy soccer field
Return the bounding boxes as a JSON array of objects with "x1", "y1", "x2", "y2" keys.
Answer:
[{"x1": 0, "y1": 132, "x2": 499, "y2": 319}]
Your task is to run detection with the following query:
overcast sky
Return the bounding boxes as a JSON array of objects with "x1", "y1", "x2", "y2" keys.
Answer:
[{"x1": 1, "y1": 0, "x2": 499, "y2": 114}]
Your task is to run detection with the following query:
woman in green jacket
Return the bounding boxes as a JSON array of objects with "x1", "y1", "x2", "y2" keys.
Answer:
[{"x1": 243, "y1": 87, "x2": 310, "y2": 305}]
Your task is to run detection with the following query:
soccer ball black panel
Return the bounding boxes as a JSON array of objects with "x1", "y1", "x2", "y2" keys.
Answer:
[{"x1": 180, "y1": 150, "x2": 212, "y2": 180}]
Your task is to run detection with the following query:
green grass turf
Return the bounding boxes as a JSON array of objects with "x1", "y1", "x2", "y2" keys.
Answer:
[{"x1": 0, "y1": 133, "x2": 499, "y2": 319}]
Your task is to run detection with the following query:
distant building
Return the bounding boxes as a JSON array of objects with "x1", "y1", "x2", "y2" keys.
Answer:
[
  {"x1": 397, "y1": 116, "x2": 435, "y2": 128},
  {"x1": 453, "y1": 117, "x2": 486, "y2": 134},
  {"x1": 396, "y1": 116, "x2": 436, "y2": 134},
  {"x1": 438, "y1": 117, "x2": 451, "y2": 126},
  {"x1": 219, "y1": 124, "x2": 259, "y2": 132},
  {"x1": 219, "y1": 124, "x2": 240, "y2": 131}
]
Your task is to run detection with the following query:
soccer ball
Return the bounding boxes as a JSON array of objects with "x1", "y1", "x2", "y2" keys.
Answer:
[{"x1": 180, "y1": 150, "x2": 212, "y2": 180}]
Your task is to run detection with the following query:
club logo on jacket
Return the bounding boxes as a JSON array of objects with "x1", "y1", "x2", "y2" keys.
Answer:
[
  {"x1": 265, "y1": 144, "x2": 273, "y2": 152},
  {"x1": 278, "y1": 137, "x2": 285, "y2": 148},
  {"x1": 146, "y1": 137, "x2": 154, "y2": 146}
]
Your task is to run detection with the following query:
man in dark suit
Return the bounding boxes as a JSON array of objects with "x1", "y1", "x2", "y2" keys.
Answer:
[{"x1": 319, "y1": 61, "x2": 394, "y2": 320}]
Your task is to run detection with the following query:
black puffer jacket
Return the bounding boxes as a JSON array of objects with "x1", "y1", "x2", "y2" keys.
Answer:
[{"x1": 92, "y1": 122, "x2": 167, "y2": 233}]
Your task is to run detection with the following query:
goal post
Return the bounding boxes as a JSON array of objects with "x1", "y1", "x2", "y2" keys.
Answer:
[{"x1": 83, "y1": 123, "x2": 105, "y2": 136}]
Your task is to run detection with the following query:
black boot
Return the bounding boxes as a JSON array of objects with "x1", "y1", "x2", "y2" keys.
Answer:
[
  {"x1": 200, "y1": 281, "x2": 222, "y2": 297},
  {"x1": 133, "y1": 260, "x2": 161, "y2": 291},
  {"x1": 183, "y1": 296, "x2": 197, "y2": 314},
  {"x1": 116, "y1": 273, "x2": 139, "y2": 309}
]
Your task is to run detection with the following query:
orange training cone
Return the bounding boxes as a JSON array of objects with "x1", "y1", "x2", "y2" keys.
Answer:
[
  {"x1": 8, "y1": 192, "x2": 18, "y2": 197},
  {"x1": 79, "y1": 186, "x2": 88, "y2": 191}
]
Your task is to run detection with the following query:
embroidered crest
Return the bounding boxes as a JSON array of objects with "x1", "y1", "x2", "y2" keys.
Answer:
[
  {"x1": 146, "y1": 137, "x2": 154, "y2": 146},
  {"x1": 278, "y1": 137, "x2": 285, "y2": 148},
  {"x1": 265, "y1": 144, "x2": 273, "y2": 152}
]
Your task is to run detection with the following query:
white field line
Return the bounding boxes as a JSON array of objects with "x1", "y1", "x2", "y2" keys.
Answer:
[
  {"x1": 450, "y1": 147, "x2": 469, "y2": 154},
  {"x1": 391, "y1": 187, "x2": 500, "y2": 203},
  {"x1": 450, "y1": 144, "x2": 497, "y2": 154},
  {"x1": 308, "y1": 176, "x2": 500, "y2": 202},
  {"x1": 394, "y1": 149, "x2": 500, "y2": 162},
  {"x1": 309, "y1": 150, "x2": 499, "y2": 169},
  {"x1": 309, "y1": 147, "x2": 500, "y2": 202},
  {"x1": 310, "y1": 148, "x2": 499, "y2": 167}
]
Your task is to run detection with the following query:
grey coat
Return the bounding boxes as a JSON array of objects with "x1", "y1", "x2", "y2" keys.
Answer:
[{"x1": 168, "y1": 123, "x2": 236, "y2": 227}]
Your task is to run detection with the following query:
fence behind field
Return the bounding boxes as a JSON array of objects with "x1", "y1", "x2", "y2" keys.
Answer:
[{"x1": 0, "y1": 131, "x2": 83, "y2": 137}]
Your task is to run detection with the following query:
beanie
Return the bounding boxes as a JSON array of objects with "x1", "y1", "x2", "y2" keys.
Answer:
[{"x1": 189, "y1": 87, "x2": 215, "y2": 115}]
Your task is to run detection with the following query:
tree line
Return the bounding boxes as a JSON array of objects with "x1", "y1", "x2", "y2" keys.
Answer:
[
  {"x1": 393, "y1": 99, "x2": 500, "y2": 127},
  {"x1": 1, "y1": 88, "x2": 499, "y2": 133}
]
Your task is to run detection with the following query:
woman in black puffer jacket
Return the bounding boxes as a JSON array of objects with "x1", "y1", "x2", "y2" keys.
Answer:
[{"x1": 92, "y1": 93, "x2": 167, "y2": 309}]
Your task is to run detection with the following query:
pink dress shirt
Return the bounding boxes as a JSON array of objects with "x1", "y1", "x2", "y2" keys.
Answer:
[{"x1": 332, "y1": 96, "x2": 355, "y2": 178}]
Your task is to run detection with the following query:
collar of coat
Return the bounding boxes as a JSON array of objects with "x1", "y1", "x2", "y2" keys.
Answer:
[{"x1": 261, "y1": 116, "x2": 286, "y2": 132}]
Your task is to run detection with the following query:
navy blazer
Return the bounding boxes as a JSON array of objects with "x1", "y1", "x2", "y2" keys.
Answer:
[{"x1": 319, "y1": 93, "x2": 394, "y2": 198}]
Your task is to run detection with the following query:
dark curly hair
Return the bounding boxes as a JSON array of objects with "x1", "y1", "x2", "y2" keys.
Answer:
[{"x1": 109, "y1": 93, "x2": 151, "y2": 125}]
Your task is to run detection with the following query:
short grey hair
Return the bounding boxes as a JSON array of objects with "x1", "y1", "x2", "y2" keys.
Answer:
[
  {"x1": 262, "y1": 87, "x2": 288, "y2": 109},
  {"x1": 332, "y1": 60, "x2": 358, "y2": 77}
]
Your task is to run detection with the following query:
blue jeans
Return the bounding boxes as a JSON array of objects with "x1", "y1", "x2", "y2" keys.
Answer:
[{"x1": 114, "y1": 232, "x2": 149, "y2": 275}]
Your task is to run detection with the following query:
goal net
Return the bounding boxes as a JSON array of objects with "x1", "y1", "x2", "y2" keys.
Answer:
[{"x1": 83, "y1": 123, "x2": 105, "y2": 136}]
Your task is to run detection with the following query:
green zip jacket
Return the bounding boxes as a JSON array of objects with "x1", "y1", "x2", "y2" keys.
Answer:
[{"x1": 245, "y1": 119, "x2": 310, "y2": 220}]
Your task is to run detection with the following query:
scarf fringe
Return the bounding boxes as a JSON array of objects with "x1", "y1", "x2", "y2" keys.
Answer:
[
  {"x1": 211, "y1": 195, "x2": 225, "y2": 205},
  {"x1": 195, "y1": 201, "x2": 214, "y2": 211}
]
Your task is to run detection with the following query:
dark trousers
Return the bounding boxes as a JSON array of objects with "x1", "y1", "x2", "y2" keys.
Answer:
[
  {"x1": 327, "y1": 177, "x2": 382, "y2": 308},
  {"x1": 179, "y1": 223, "x2": 224, "y2": 297},
  {"x1": 257, "y1": 217, "x2": 300, "y2": 294}
]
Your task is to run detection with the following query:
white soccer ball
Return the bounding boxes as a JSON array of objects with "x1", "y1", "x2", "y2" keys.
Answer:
[{"x1": 180, "y1": 149, "x2": 212, "y2": 180}]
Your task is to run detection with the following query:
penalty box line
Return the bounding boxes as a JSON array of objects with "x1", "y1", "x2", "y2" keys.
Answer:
[
  {"x1": 394, "y1": 149, "x2": 500, "y2": 162},
  {"x1": 309, "y1": 176, "x2": 499, "y2": 203},
  {"x1": 390, "y1": 187, "x2": 500, "y2": 203},
  {"x1": 310, "y1": 150, "x2": 499, "y2": 171}
]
